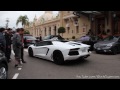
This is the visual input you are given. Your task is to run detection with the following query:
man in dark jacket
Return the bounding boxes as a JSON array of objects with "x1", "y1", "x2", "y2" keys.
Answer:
[
  {"x1": 20, "y1": 28, "x2": 26, "y2": 63},
  {"x1": 39, "y1": 34, "x2": 42, "y2": 41},
  {"x1": 12, "y1": 28, "x2": 23, "y2": 68},
  {"x1": 4, "y1": 28, "x2": 12, "y2": 62},
  {"x1": 0, "y1": 28, "x2": 6, "y2": 53}
]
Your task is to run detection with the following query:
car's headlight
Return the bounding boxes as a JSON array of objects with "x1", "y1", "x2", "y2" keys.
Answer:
[
  {"x1": 94, "y1": 44, "x2": 96, "y2": 48},
  {"x1": 0, "y1": 52, "x2": 3, "y2": 57},
  {"x1": 106, "y1": 43, "x2": 113, "y2": 47}
]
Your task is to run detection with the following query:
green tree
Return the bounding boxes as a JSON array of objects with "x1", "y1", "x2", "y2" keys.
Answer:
[
  {"x1": 16, "y1": 15, "x2": 29, "y2": 28},
  {"x1": 58, "y1": 27, "x2": 66, "y2": 36}
]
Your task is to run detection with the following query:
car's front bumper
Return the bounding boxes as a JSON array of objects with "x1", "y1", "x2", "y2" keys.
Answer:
[{"x1": 94, "y1": 47, "x2": 112, "y2": 53}]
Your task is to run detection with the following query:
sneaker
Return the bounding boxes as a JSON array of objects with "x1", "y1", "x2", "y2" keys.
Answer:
[
  {"x1": 17, "y1": 65, "x2": 22, "y2": 68},
  {"x1": 14, "y1": 64, "x2": 22, "y2": 68},
  {"x1": 22, "y1": 61, "x2": 26, "y2": 63}
]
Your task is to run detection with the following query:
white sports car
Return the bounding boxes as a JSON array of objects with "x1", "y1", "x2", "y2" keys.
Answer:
[{"x1": 28, "y1": 40, "x2": 91, "y2": 65}]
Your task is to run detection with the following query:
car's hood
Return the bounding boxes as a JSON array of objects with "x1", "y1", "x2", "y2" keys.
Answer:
[
  {"x1": 95, "y1": 41, "x2": 115, "y2": 45},
  {"x1": 74, "y1": 40, "x2": 82, "y2": 43}
]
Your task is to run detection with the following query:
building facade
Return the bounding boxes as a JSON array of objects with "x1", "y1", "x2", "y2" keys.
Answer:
[
  {"x1": 25, "y1": 11, "x2": 91, "y2": 39},
  {"x1": 76, "y1": 11, "x2": 120, "y2": 36}
]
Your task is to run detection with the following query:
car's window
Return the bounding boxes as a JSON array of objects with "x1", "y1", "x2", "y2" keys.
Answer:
[
  {"x1": 36, "y1": 41, "x2": 53, "y2": 46},
  {"x1": 103, "y1": 36, "x2": 119, "y2": 41},
  {"x1": 79, "y1": 36, "x2": 90, "y2": 41},
  {"x1": 24, "y1": 36, "x2": 36, "y2": 39},
  {"x1": 118, "y1": 38, "x2": 120, "y2": 42}
]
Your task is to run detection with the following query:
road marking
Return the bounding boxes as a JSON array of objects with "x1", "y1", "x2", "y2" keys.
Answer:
[
  {"x1": 12, "y1": 73, "x2": 19, "y2": 79},
  {"x1": 18, "y1": 68, "x2": 22, "y2": 70},
  {"x1": 12, "y1": 50, "x2": 15, "y2": 55},
  {"x1": 24, "y1": 49, "x2": 28, "y2": 52}
]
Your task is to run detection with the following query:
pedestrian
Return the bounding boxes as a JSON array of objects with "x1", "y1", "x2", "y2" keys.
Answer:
[
  {"x1": 39, "y1": 34, "x2": 42, "y2": 41},
  {"x1": 20, "y1": 28, "x2": 26, "y2": 63},
  {"x1": 12, "y1": 28, "x2": 23, "y2": 68},
  {"x1": 0, "y1": 28, "x2": 6, "y2": 53},
  {"x1": 4, "y1": 28, "x2": 12, "y2": 63}
]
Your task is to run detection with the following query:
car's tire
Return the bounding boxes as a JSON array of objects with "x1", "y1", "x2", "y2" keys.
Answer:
[
  {"x1": 53, "y1": 50, "x2": 64, "y2": 65},
  {"x1": 95, "y1": 50, "x2": 99, "y2": 54},
  {"x1": 0, "y1": 64, "x2": 8, "y2": 79},
  {"x1": 112, "y1": 47, "x2": 117, "y2": 55},
  {"x1": 28, "y1": 48, "x2": 33, "y2": 57}
]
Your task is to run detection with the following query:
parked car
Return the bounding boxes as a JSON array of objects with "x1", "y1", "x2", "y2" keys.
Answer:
[
  {"x1": 74, "y1": 35, "x2": 102, "y2": 51},
  {"x1": 35, "y1": 37, "x2": 40, "y2": 41},
  {"x1": 28, "y1": 40, "x2": 91, "y2": 65},
  {"x1": 43, "y1": 35, "x2": 64, "y2": 41},
  {"x1": 0, "y1": 43, "x2": 8, "y2": 79},
  {"x1": 94, "y1": 36, "x2": 120, "y2": 55},
  {"x1": 24, "y1": 34, "x2": 37, "y2": 48}
]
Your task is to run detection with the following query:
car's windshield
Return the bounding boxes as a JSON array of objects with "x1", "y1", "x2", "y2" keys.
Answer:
[
  {"x1": 43, "y1": 35, "x2": 51, "y2": 40},
  {"x1": 24, "y1": 36, "x2": 36, "y2": 39},
  {"x1": 103, "y1": 36, "x2": 119, "y2": 41}
]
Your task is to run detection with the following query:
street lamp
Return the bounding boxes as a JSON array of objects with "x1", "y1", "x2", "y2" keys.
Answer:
[{"x1": 6, "y1": 18, "x2": 9, "y2": 29}]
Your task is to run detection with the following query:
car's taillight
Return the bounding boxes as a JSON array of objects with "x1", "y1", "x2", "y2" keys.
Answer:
[{"x1": 26, "y1": 40, "x2": 31, "y2": 42}]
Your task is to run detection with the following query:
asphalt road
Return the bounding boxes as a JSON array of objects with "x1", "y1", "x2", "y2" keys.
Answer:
[{"x1": 8, "y1": 49, "x2": 120, "y2": 79}]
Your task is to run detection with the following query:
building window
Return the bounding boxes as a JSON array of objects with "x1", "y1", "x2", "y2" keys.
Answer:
[
  {"x1": 45, "y1": 27, "x2": 46, "y2": 36},
  {"x1": 76, "y1": 26, "x2": 79, "y2": 33},
  {"x1": 54, "y1": 26, "x2": 57, "y2": 35},
  {"x1": 67, "y1": 27, "x2": 70, "y2": 33},
  {"x1": 72, "y1": 30, "x2": 74, "y2": 33},
  {"x1": 49, "y1": 27, "x2": 51, "y2": 35}
]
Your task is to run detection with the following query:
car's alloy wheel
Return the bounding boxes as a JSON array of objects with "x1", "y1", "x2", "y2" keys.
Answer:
[
  {"x1": 53, "y1": 51, "x2": 64, "y2": 65},
  {"x1": 28, "y1": 48, "x2": 33, "y2": 57},
  {"x1": 0, "y1": 64, "x2": 7, "y2": 79}
]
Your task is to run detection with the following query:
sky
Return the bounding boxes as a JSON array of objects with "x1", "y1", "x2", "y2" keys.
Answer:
[{"x1": 0, "y1": 11, "x2": 58, "y2": 29}]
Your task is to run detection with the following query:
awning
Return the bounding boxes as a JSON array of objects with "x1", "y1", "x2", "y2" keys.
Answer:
[{"x1": 63, "y1": 14, "x2": 76, "y2": 19}]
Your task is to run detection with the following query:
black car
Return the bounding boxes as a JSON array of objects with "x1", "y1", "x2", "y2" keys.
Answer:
[
  {"x1": 0, "y1": 44, "x2": 8, "y2": 79},
  {"x1": 24, "y1": 34, "x2": 37, "y2": 48},
  {"x1": 43, "y1": 35, "x2": 64, "y2": 41},
  {"x1": 74, "y1": 35, "x2": 101, "y2": 51},
  {"x1": 94, "y1": 36, "x2": 120, "y2": 55}
]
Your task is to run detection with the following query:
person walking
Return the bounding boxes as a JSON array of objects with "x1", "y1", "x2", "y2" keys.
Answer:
[
  {"x1": 20, "y1": 28, "x2": 26, "y2": 63},
  {"x1": 39, "y1": 34, "x2": 42, "y2": 41},
  {"x1": 4, "y1": 28, "x2": 12, "y2": 63},
  {"x1": 12, "y1": 28, "x2": 23, "y2": 68},
  {"x1": 0, "y1": 28, "x2": 6, "y2": 53}
]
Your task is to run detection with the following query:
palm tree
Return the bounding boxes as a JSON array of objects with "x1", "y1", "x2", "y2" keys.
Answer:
[{"x1": 16, "y1": 15, "x2": 29, "y2": 28}]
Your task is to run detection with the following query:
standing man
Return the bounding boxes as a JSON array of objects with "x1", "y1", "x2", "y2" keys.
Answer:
[
  {"x1": 12, "y1": 28, "x2": 23, "y2": 68},
  {"x1": 20, "y1": 28, "x2": 26, "y2": 63},
  {"x1": 0, "y1": 28, "x2": 6, "y2": 53},
  {"x1": 39, "y1": 34, "x2": 42, "y2": 41},
  {"x1": 4, "y1": 28, "x2": 12, "y2": 62}
]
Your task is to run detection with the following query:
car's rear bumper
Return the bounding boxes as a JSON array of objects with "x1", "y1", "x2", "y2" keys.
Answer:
[{"x1": 64, "y1": 51, "x2": 91, "y2": 61}]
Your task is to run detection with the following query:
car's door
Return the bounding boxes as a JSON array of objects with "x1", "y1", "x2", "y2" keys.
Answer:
[{"x1": 34, "y1": 41, "x2": 52, "y2": 58}]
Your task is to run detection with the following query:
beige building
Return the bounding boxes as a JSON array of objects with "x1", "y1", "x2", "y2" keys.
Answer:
[{"x1": 25, "y1": 11, "x2": 91, "y2": 39}]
